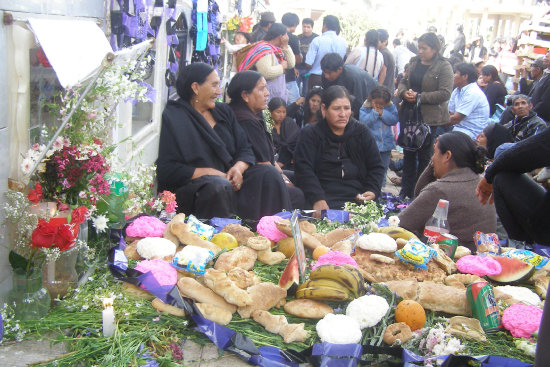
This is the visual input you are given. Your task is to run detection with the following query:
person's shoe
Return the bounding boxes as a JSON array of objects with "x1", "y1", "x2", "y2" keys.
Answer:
[{"x1": 390, "y1": 177, "x2": 402, "y2": 186}]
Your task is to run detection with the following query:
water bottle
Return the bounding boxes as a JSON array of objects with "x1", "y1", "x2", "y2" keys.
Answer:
[{"x1": 423, "y1": 199, "x2": 450, "y2": 245}]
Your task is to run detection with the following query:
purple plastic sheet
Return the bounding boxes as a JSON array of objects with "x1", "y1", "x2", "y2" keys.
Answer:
[
  {"x1": 312, "y1": 343, "x2": 362, "y2": 358},
  {"x1": 192, "y1": 314, "x2": 236, "y2": 350},
  {"x1": 322, "y1": 210, "x2": 349, "y2": 223},
  {"x1": 249, "y1": 346, "x2": 300, "y2": 367},
  {"x1": 274, "y1": 211, "x2": 294, "y2": 219},
  {"x1": 209, "y1": 217, "x2": 242, "y2": 232},
  {"x1": 533, "y1": 244, "x2": 550, "y2": 258},
  {"x1": 137, "y1": 272, "x2": 173, "y2": 303}
]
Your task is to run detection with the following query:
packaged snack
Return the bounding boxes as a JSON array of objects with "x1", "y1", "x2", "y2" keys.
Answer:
[
  {"x1": 172, "y1": 245, "x2": 215, "y2": 275},
  {"x1": 502, "y1": 249, "x2": 549, "y2": 270},
  {"x1": 474, "y1": 231, "x2": 500, "y2": 254},
  {"x1": 187, "y1": 215, "x2": 215, "y2": 240},
  {"x1": 395, "y1": 238, "x2": 437, "y2": 270}
]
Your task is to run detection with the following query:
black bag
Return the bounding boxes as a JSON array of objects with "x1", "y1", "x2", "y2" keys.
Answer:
[{"x1": 397, "y1": 97, "x2": 431, "y2": 152}]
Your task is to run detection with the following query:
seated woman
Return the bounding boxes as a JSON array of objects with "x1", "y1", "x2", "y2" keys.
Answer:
[
  {"x1": 476, "y1": 123, "x2": 513, "y2": 160},
  {"x1": 156, "y1": 63, "x2": 291, "y2": 220},
  {"x1": 227, "y1": 71, "x2": 305, "y2": 210},
  {"x1": 398, "y1": 131, "x2": 497, "y2": 251},
  {"x1": 294, "y1": 85, "x2": 385, "y2": 213},
  {"x1": 267, "y1": 97, "x2": 301, "y2": 170},
  {"x1": 287, "y1": 87, "x2": 323, "y2": 128}
]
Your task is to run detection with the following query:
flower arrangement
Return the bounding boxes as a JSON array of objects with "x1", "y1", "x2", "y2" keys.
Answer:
[
  {"x1": 119, "y1": 163, "x2": 177, "y2": 219},
  {"x1": 4, "y1": 190, "x2": 88, "y2": 277},
  {"x1": 226, "y1": 16, "x2": 253, "y2": 33},
  {"x1": 16, "y1": 58, "x2": 152, "y2": 228}
]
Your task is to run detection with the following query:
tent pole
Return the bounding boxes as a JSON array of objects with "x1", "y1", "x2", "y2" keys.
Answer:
[{"x1": 26, "y1": 53, "x2": 115, "y2": 184}]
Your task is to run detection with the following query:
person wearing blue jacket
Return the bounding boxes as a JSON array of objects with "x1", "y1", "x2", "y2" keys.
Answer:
[{"x1": 359, "y1": 85, "x2": 398, "y2": 187}]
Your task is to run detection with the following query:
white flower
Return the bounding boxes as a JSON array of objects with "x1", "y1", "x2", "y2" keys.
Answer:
[
  {"x1": 53, "y1": 136, "x2": 64, "y2": 150},
  {"x1": 21, "y1": 158, "x2": 33, "y2": 175},
  {"x1": 388, "y1": 215, "x2": 400, "y2": 227},
  {"x1": 92, "y1": 215, "x2": 109, "y2": 233}
]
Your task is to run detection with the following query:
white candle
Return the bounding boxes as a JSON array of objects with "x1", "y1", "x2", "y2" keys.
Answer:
[{"x1": 102, "y1": 298, "x2": 115, "y2": 337}]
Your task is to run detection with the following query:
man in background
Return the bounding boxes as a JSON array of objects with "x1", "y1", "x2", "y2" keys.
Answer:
[
  {"x1": 250, "y1": 12, "x2": 275, "y2": 42},
  {"x1": 281, "y1": 12, "x2": 302, "y2": 104},
  {"x1": 297, "y1": 18, "x2": 318, "y2": 96},
  {"x1": 320, "y1": 52, "x2": 377, "y2": 118},
  {"x1": 304, "y1": 15, "x2": 347, "y2": 92},
  {"x1": 377, "y1": 29, "x2": 395, "y2": 92},
  {"x1": 448, "y1": 63, "x2": 490, "y2": 139}
]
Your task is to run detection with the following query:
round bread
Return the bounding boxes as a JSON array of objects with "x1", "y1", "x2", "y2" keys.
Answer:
[
  {"x1": 247, "y1": 235, "x2": 271, "y2": 251},
  {"x1": 383, "y1": 322, "x2": 412, "y2": 345}
]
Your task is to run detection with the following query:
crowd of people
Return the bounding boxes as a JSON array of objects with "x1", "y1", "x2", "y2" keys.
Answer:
[{"x1": 157, "y1": 12, "x2": 550, "y2": 253}]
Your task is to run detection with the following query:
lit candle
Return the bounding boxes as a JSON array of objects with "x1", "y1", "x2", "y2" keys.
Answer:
[{"x1": 102, "y1": 298, "x2": 115, "y2": 337}]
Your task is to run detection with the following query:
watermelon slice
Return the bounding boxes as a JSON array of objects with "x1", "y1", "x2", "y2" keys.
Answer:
[
  {"x1": 279, "y1": 254, "x2": 299, "y2": 296},
  {"x1": 487, "y1": 256, "x2": 535, "y2": 284}
]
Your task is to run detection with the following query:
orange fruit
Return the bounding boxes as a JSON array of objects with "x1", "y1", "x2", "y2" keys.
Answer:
[
  {"x1": 394, "y1": 300, "x2": 426, "y2": 331},
  {"x1": 277, "y1": 237, "x2": 296, "y2": 258},
  {"x1": 312, "y1": 245, "x2": 331, "y2": 260},
  {"x1": 210, "y1": 233, "x2": 238, "y2": 249}
]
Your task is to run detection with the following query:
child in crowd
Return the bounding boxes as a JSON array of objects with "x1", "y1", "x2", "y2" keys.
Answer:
[
  {"x1": 222, "y1": 32, "x2": 251, "y2": 78},
  {"x1": 268, "y1": 97, "x2": 301, "y2": 170},
  {"x1": 359, "y1": 86, "x2": 398, "y2": 187}
]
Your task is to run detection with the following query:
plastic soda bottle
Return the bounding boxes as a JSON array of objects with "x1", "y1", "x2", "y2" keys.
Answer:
[{"x1": 423, "y1": 199, "x2": 450, "y2": 244}]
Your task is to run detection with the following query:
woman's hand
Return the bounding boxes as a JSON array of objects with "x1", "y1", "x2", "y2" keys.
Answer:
[
  {"x1": 312, "y1": 200, "x2": 329, "y2": 218},
  {"x1": 403, "y1": 89, "x2": 417, "y2": 103},
  {"x1": 356, "y1": 191, "x2": 376, "y2": 202},
  {"x1": 280, "y1": 60, "x2": 288, "y2": 69},
  {"x1": 475, "y1": 177, "x2": 494, "y2": 205},
  {"x1": 226, "y1": 161, "x2": 249, "y2": 191},
  {"x1": 281, "y1": 173, "x2": 293, "y2": 186}
]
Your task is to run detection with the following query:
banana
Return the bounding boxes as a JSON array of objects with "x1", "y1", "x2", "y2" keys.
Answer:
[
  {"x1": 309, "y1": 264, "x2": 366, "y2": 298},
  {"x1": 376, "y1": 226, "x2": 419, "y2": 241},
  {"x1": 297, "y1": 278, "x2": 350, "y2": 293},
  {"x1": 295, "y1": 286, "x2": 354, "y2": 302}
]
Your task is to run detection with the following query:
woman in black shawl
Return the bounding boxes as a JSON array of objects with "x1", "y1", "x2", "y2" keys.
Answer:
[
  {"x1": 294, "y1": 85, "x2": 385, "y2": 213},
  {"x1": 156, "y1": 63, "x2": 291, "y2": 220},
  {"x1": 267, "y1": 97, "x2": 300, "y2": 170},
  {"x1": 227, "y1": 71, "x2": 305, "y2": 210}
]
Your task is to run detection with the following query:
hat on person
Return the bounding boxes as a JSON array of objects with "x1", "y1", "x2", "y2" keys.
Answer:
[
  {"x1": 260, "y1": 12, "x2": 276, "y2": 23},
  {"x1": 531, "y1": 57, "x2": 545, "y2": 69}
]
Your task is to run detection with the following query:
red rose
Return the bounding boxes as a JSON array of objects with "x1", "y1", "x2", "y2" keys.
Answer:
[
  {"x1": 27, "y1": 183, "x2": 43, "y2": 203},
  {"x1": 70, "y1": 206, "x2": 88, "y2": 225},
  {"x1": 55, "y1": 224, "x2": 77, "y2": 251},
  {"x1": 58, "y1": 202, "x2": 70, "y2": 211},
  {"x1": 31, "y1": 219, "x2": 58, "y2": 248}
]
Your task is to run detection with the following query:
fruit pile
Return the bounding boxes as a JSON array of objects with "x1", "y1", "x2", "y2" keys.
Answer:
[{"x1": 296, "y1": 264, "x2": 366, "y2": 302}]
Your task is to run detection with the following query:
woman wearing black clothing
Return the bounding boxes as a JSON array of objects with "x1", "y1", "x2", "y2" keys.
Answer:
[
  {"x1": 286, "y1": 87, "x2": 323, "y2": 128},
  {"x1": 267, "y1": 97, "x2": 301, "y2": 170},
  {"x1": 480, "y1": 65, "x2": 507, "y2": 116},
  {"x1": 228, "y1": 71, "x2": 305, "y2": 210},
  {"x1": 156, "y1": 63, "x2": 291, "y2": 220},
  {"x1": 397, "y1": 32, "x2": 454, "y2": 199},
  {"x1": 294, "y1": 85, "x2": 384, "y2": 213}
]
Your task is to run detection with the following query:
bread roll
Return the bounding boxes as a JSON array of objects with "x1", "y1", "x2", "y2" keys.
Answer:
[
  {"x1": 177, "y1": 276, "x2": 237, "y2": 313},
  {"x1": 152, "y1": 298, "x2": 186, "y2": 317},
  {"x1": 214, "y1": 246, "x2": 257, "y2": 271},
  {"x1": 196, "y1": 303, "x2": 233, "y2": 325}
]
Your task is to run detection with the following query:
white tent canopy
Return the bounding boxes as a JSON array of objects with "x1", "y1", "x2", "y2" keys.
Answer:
[{"x1": 27, "y1": 18, "x2": 114, "y2": 89}]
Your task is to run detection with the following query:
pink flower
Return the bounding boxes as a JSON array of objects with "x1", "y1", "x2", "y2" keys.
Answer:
[
  {"x1": 165, "y1": 201, "x2": 177, "y2": 213},
  {"x1": 87, "y1": 111, "x2": 97, "y2": 120}
]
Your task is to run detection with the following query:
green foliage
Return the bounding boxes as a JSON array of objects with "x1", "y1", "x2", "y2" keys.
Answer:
[{"x1": 331, "y1": 10, "x2": 381, "y2": 49}]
